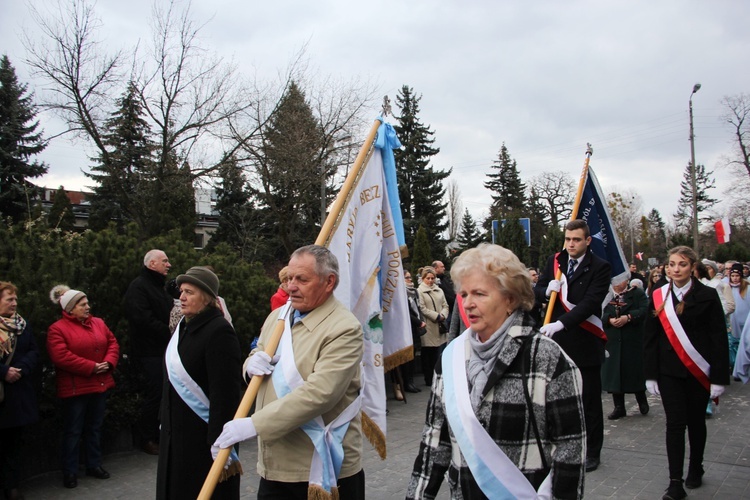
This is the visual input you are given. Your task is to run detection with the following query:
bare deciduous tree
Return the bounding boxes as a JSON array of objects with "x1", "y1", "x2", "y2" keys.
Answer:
[
  {"x1": 721, "y1": 93, "x2": 750, "y2": 179},
  {"x1": 24, "y1": 0, "x2": 123, "y2": 159},
  {"x1": 606, "y1": 189, "x2": 643, "y2": 260},
  {"x1": 24, "y1": 0, "x2": 257, "y2": 181},
  {"x1": 446, "y1": 179, "x2": 462, "y2": 241},
  {"x1": 527, "y1": 171, "x2": 575, "y2": 226}
]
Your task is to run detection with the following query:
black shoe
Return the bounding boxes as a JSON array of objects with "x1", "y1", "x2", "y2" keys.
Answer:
[
  {"x1": 585, "y1": 457, "x2": 600, "y2": 472},
  {"x1": 685, "y1": 466, "x2": 704, "y2": 489},
  {"x1": 63, "y1": 474, "x2": 77, "y2": 489},
  {"x1": 662, "y1": 479, "x2": 686, "y2": 500},
  {"x1": 85, "y1": 466, "x2": 110, "y2": 479},
  {"x1": 638, "y1": 398, "x2": 649, "y2": 415},
  {"x1": 607, "y1": 407, "x2": 626, "y2": 420},
  {"x1": 404, "y1": 382, "x2": 421, "y2": 393}
]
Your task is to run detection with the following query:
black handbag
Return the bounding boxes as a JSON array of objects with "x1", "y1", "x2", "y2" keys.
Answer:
[{"x1": 428, "y1": 294, "x2": 448, "y2": 335}]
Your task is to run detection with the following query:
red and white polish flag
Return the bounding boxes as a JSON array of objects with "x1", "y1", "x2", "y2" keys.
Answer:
[{"x1": 715, "y1": 218, "x2": 731, "y2": 244}]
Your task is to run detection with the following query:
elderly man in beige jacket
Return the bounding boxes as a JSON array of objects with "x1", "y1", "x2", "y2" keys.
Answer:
[{"x1": 213, "y1": 245, "x2": 365, "y2": 500}]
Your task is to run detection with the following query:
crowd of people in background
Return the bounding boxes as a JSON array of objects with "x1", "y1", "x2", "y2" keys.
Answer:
[{"x1": 3, "y1": 233, "x2": 750, "y2": 500}]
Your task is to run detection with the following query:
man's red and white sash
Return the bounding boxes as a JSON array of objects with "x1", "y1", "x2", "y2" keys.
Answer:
[
  {"x1": 552, "y1": 255, "x2": 607, "y2": 341},
  {"x1": 652, "y1": 284, "x2": 711, "y2": 390}
]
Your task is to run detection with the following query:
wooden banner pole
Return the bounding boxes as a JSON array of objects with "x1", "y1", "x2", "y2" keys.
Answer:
[{"x1": 198, "y1": 118, "x2": 382, "y2": 499}]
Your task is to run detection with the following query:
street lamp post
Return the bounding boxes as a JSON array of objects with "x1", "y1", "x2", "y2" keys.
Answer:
[{"x1": 689, "y1": 83, "x2": 701, "y2": 252}]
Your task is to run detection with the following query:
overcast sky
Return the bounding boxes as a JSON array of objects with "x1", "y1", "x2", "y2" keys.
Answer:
[{"x1": 2, "y1": 0, "x2": 749, "y2": 229}]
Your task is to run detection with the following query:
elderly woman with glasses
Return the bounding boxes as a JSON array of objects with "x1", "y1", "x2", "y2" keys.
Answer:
[{"x1": 407, "y1": 244, "x2": 585, "y2": 499}]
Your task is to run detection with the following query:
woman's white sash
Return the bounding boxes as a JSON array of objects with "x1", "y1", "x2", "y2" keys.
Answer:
[
  {"x1": 165, "y1": 323, "x2": 240, "y2": 463},
  {"x1": 442, "y1": 332, "x2": 552, "y2": 499},
  {"x1": 270, "y1": 303, "x2": 362, "y2": 495}
]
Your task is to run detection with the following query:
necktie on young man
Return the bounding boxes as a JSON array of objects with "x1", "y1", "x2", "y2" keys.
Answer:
[{"x1": 567, "y1": 259, "x2": 577, "y2": 281}]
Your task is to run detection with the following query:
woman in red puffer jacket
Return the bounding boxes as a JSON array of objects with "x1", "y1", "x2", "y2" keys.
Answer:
[{"x1": 47, "y1": 285, "x2": 119, "y2": 489}]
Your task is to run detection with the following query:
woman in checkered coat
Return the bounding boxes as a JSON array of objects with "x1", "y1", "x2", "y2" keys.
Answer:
[{"x1": 407, "y1": 244, "x2": 586, "y2": 499}]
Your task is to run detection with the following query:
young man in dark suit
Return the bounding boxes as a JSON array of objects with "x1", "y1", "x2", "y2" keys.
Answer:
[{"x1": 535, "y1": 219, "x2": 611, "y2": 472}]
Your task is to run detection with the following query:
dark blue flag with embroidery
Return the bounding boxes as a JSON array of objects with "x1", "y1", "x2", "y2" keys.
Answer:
[{"x1": 575, "y1": 167, "x2": 629, "y2": 284}]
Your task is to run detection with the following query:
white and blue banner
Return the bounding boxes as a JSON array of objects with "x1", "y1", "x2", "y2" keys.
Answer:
[{"x1": 326, "y1": 118, "x2": 412, "y2": 458}]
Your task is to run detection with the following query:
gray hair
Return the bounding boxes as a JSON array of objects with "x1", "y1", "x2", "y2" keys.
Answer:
[
  {"x1": 143, "y1": 249, "x2": 164, "y2": 267},
  {"x1": 291, "y1": 245, "x2": 340, "y2": 289},
  {"x1": 451, "y1": 243, "x2": 535, "y2": 312}
]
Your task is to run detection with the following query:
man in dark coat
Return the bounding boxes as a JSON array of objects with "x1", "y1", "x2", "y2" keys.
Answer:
[
  {"x1": 433, "y1": 260, "x2": 456, "y2": 319},
  {"x1": 629, "y1": 263, "x2": 646, "y2": 284},
  {"x1": 124, "y1": 249, "x2": 173, "y2": 455},
  {"x1": 536, "y1": 219, "x2": 611, "y2": 472}
]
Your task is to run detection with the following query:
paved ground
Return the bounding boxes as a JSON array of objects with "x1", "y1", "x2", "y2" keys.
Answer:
[{"x1": 20, "y1": 378, "x2": 750, "y2": 499}]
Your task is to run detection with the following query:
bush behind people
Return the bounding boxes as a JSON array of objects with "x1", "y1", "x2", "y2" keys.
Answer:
[{"x1": 0, "y1": 220, "x2": 277, "y2": 479}]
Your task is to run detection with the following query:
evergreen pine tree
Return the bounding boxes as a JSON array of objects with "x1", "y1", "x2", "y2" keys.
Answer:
[
  {"x1": 0, "y1": 55, "x2": 48, "y2": 222},
  {"x1": 47, "y1": 186, "x2": 75, "y2": 230},
  {"x1": 457, "y1": 209, "x2": 483, "y2": 252},
  {"x1": 411, "y1": 224, "x2": 432, "y2": 277},
  {"x1": 526, "y1": 187, "x2": 547, "y2": 267},
  {"x1": 86, "y1": 81, "x2": 155, "y2": 231},
  {"x1": 646, "y1": 209, "x2": 668, "y2": 261},
  {"x1": 484, "y1": 143, "x2": 527, "y2": 229},
  {"x1": 208, "y1": 156, "x2": 266, "y2": 259},
  {"x1": 393, "y1": 85, "x2": 450, "y2": 258},
  {"x1": 252, "y1": 81, "x2": 327, "y2": 259},
  {"x1": 498, "y1": 215, "x2": 530, "y2": 265},
  {"x1": 539, "y1": 224, "x2": 564, "y2": 269},
  {"x1": 673, "y1": 162, "x2": 717, "y2": 231},
  {"x1": 145, "y1": 151, "x2": 196, "y2": 241}
]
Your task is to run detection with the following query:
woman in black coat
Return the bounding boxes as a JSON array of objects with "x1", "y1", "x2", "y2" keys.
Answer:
[
  {"x1": 156, "y1": 267, "x2": 242, "y2": 500},
  {"x1": 0, "y1": 282, "x2": 39, "y2": 500},
  {"x1": 644, "y1": 246, "x2": 729, "y2": 500}
]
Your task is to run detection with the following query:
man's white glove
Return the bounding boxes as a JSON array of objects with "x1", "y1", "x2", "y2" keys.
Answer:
[
  {"x1": 539, "y1": 321, "x2": 564, "y2": 337},
  {"x1": 545, "y1": 280, "x2": 561, "y2": 298},
  {"x1": 214, "y1": 417, "x2": 257, "y2": 450},
  {"x1": 245, "y1": 351, "x2": 280, "y2": 378},
  {"x1": 646, "y1": 380, "x2": 660, "y2": 396},
  {"x1": 210, "y1": 445, "x2": 234, "y2": 469},
  {"x1": 709, "y1": 384, "x2": 725, "y2": 399}
]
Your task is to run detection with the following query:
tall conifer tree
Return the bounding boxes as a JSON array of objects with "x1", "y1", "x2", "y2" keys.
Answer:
[
  {"x1": 209, "y1": 156, "x2": 266, "y2": 259},
  {"x1": 498, "y1": 215, "x2": 530, "y2": 265},
  {"x1": 48, "y1": 186, "x2": 75, "y2": 230},
  {"x1": 393, "y1": 85, "x2": 449, "y2": 258},
  {"x1": 252, "y1": 82, "x2": 327, "y2": 259},
  {"x1": 0, "y1": 55, "x2": 48, "y2": 221},
  {"x1": 86, "y1": 81, "x2": 155, "y2": 231},
  {"x1": 484, "y1": 143, "x2": 526, "y2": 231},
  {"x1": 411, "y1": 224, "x2": 432, "y2": 277},
  {"x1": 673, "y1": 162, "x2": 717, "y2": 231},
  {"x1": 457, "y1": 209, "x2": 483, "y2": 252}
]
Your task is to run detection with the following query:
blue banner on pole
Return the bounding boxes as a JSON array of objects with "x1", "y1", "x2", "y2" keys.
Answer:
[{"x1": 576, "y1": 167, "x2": 629, "y2": 284}]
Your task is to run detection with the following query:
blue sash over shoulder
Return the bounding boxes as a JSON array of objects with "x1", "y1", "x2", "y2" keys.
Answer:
[{"x1": 165, "y1": 323, "x2": 240, "y2": 468}]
